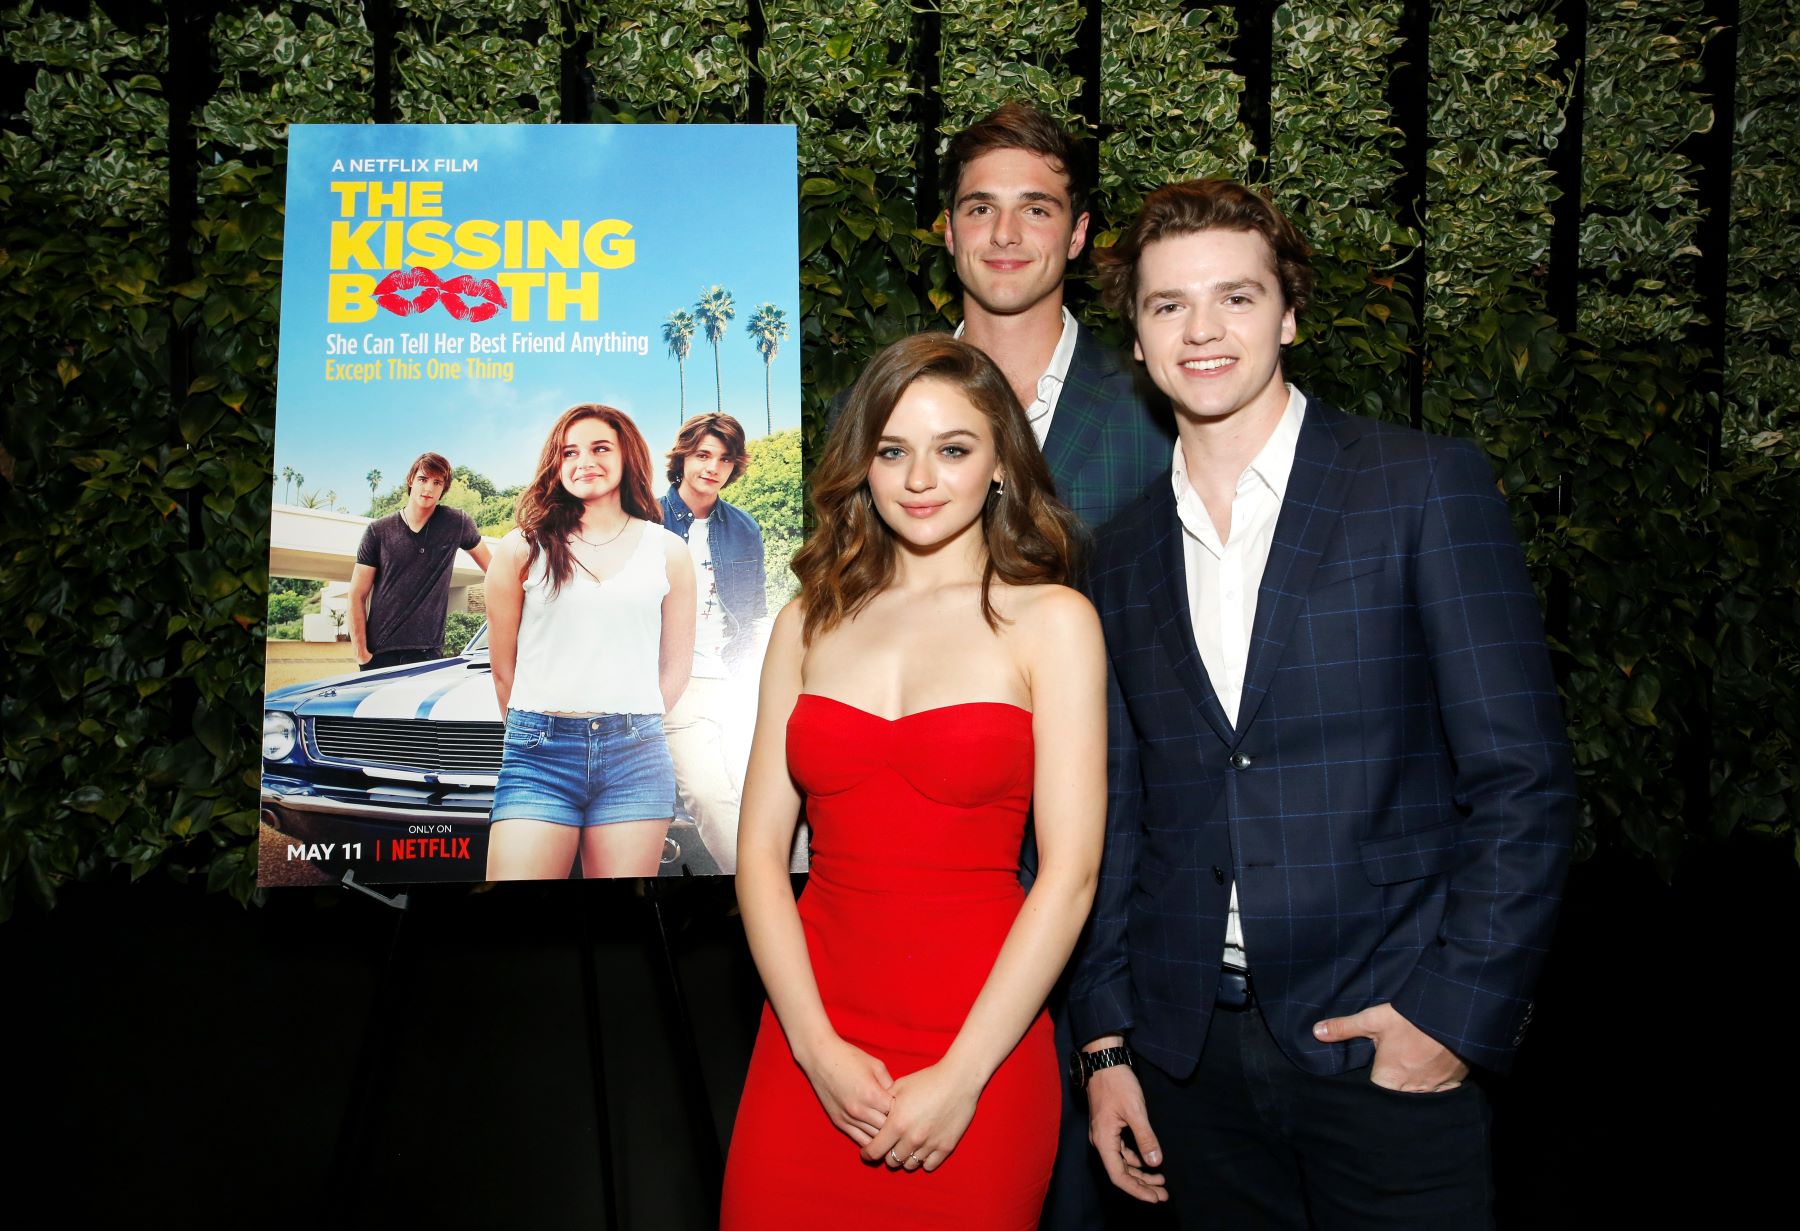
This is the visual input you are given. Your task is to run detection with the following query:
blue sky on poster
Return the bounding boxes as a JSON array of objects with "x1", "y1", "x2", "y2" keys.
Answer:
[{"x1": 274, "y1": 124, "x2": 800, "y2": 509}]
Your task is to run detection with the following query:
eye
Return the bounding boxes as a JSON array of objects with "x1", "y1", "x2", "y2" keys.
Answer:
[
  {"x1": 940, "y1": 445, "x2": 970, "y2": 458},
  {"x1": 1150, "y1": 301, "x2": 1180, "y2": 316},
  {"x1": 1225, "y1": 294, "x2": 1252, "y2": 307},
  {"x1": 876, "y1": 446, "x2": 905, "y2": 460}
]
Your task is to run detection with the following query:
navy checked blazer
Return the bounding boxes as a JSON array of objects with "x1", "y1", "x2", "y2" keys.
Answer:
[
  {"x1": 1041, "y1": 322, "x2": 1174, "y2": 529},
  {"x1": 1067, "y1": 395, "x2": 1576, "y2": 1079}
]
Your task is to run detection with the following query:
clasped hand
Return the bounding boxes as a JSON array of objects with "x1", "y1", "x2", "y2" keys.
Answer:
[
  {"x1": 860, "y1": 1061, "x2": 980, "y2": 1174},
  {"x1": 800, "y1": 1035, "x2": 980, "y2": 1172},
  {"x1": 799, "y1": 1034, "x2": 894, "y2": 1148}
]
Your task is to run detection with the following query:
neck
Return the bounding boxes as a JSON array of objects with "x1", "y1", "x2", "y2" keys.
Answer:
[
  {"x1": 1175, "y1": 375, "x2": 1291, "y2": 490},
  {"x1": 679, "y1": 484, "x2": 719, "y2": 519},
  {"x1": 577, "y1": 496, "x2": 630, "y2": 537},
  {"x1": 960, "y1": 295, "x2": 1065, "y2": 404},
  {"x1": 402, "y1": 499, "x2": 435, "y2": 529},
  {"x1": 890, "y1": 520, "x2": 989, "y2": 595}
]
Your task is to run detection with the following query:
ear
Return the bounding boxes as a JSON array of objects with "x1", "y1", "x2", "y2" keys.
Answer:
[
  {"x1": 1280, "y1": 304, "x2": 1297, "y2": 346},
  {"x1": 1067, "y1": 211, "x2": 1090, "y2": 261},
  {"x1": 942, "y1": 209, "x2": 957, "y2": 256},
  {"x1": 1133, "y1": 335, "x2": 1144, "y2": 363}
]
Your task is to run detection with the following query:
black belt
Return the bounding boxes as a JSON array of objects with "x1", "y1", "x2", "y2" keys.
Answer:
[{"x1": 1215, "y1": 966, "x2": 1253, "y2": 1010}]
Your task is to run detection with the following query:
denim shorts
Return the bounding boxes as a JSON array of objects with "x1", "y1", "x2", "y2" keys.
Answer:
[{"x1": 491, "y1": 711, "x2": 676, "y2": 827}]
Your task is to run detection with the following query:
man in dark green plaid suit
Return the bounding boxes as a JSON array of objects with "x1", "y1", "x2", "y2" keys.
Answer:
[
  {"x1": 940, "y1": 102, "x2": 1173, "y2": 1231},
  {"x1": 940, "y1": 103, "x2": 1173, "y2": 531}
]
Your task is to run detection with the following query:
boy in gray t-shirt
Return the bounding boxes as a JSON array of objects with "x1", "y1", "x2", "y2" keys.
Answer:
[{"x1": 348, "y1": 452, "x2": 492, "y2": 671}]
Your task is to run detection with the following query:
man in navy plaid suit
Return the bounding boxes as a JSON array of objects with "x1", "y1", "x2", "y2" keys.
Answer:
[
  {"x1": 939, "y1": 103, "x2": 1172, "y2": 529},
  {"x1": 938, "y1": 104, "x2": 1173, "y2": 1230},
  {"x1": 1067, "y1": 180, "x2": 1576, "y2": 1227}
]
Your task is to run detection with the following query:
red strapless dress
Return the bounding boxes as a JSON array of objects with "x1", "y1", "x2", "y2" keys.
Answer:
[{"x1": 721, "y1": 695, "x2": 1058, "y2": 1229}]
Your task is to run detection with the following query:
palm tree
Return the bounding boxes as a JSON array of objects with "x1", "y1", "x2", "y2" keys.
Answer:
[
  {"x1": 366, "y1": 468, "x2": 382, "y2": 497},
  {"x1": 744, "y1": 303, "x2": 790, "y2": 435},
  {"x1": 290, "y1": 471, "x2": 305, "y2": 504},
  {"x1": 662, "y1": 310, "x2": 696, "y2": 414},
  {"x1": 693, "y1": 285, "x2": 736, "y2": 411},
  {"x1": 280, "y1": 465, "x2": 295, "y2": 503}
]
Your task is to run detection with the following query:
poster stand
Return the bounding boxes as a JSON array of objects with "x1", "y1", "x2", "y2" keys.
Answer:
[
  {"x1": 644, "y1": 880, "x2": 726, "y2": 1207},
  {"x1": 327, "y1": 876, "x2": 410, "y2": 1212},
  {"x1": 325, "y1": 878, "x2": 722, "y2": 1227}
]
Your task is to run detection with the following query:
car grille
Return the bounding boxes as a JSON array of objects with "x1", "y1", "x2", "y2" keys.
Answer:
[{"x1": 310, "y1": 717, "x2": 504, "y2": 774}]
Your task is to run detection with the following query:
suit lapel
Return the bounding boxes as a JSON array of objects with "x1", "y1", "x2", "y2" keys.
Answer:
[
  {"x1": 1234, "y1": 399, "x2": 1355, "y2": 739},
  {"x1": 1041, "y1": 324, "x2": 1110, "y2": 496},
  {"x1": 1141, "y1": 482, "x2": 1235, "y2": 745}
]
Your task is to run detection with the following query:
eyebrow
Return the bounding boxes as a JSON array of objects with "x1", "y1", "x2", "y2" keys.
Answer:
[
  {"x1": 955, "y1": 188, "x2": 1065, "y2": 210},
  {"x1": 877, "y1": 428, "x2": 981, "y2": 443},
  {"x1": 1141, "y1": 277, "x2": 1271, "y2": 304}
]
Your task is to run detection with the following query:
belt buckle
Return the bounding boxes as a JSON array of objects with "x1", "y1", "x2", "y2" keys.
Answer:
[{"x1": 1215, "y1": 966, "x2": 1252, "y2": 1010}]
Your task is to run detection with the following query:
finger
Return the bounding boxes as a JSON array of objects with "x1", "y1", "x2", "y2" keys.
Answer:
[
  {"x1": 1125, "y1": 1110, "x2": 1163, "y2": 1170},
  {"x1": 920, "y1": 1148, "x2": 947, "y2": 1173},
  {"x1": 1313, "y1": 1006, "x2": 1377, "y2": 1042},
  {"x1": 862, "y1": 1123, "x2": 901, "y2": 1164},
  {"x1": 871, "y1": 1059, "x2": 894, "y2": 1089},
  {"x1": 843, "y1": 1123, "x2": 873, "y2": 1148},
  {"x1": 1120, "y1": 1143, "x2": 1143, "y2": 1169}
]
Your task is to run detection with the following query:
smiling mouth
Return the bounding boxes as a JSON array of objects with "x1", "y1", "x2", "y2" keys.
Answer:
[
  {"x1": 1181, "y1": 357, "x2": 1237, "y2": 372},
  {"x1": 899, "y1": 502, "x2": 946, "y2": 517}
]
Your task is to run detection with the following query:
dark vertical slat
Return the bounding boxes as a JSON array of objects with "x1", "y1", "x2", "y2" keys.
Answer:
[
  {"x1": 1230, "y1": 0, "x2": 1274, "y2": 176},
  {"x1": 913, "y1": 4, "x2": 943, "y2": 229},
  {"x1": 1545, "y1": 0, "x2": 1590, "y2": 680},
  {"x1": 746, "y1": 0, "x2": 767, "y2": 123},
  {"x1": 1389, "y1": 0, "x2": 1430, "y2": 431},
  {"x1": 369, "y1": 0, "x2": 395, "y2": 123},
  {"x1": 1076, "y1": 0, "x2": 1103, "y2": 135},
  {"x1": 1687, "y1": 2, "x2": 1740, "y2": 835},
  {"x1": 560, "y1": 2, "x2": 593, "y2": 123}
]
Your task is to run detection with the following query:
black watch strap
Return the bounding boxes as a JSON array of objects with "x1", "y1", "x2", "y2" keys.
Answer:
[{"x1": 1071, "y1": 1043, "x2": 1133, "y2": 1090}]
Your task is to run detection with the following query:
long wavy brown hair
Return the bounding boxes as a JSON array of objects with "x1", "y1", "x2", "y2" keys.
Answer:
[
  {"x1": 515, "y1": 404, "x2": 661, "y2": 594},
  {"x1": 794, "y1": 334, "x2": 1083, "y2": 643}
]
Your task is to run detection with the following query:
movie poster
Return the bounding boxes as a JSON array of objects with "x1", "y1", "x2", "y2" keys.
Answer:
[{"x1": 259, "y1": 125, "x2": 801, "y2": 886}]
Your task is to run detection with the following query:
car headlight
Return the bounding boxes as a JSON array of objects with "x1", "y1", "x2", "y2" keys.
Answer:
[{"x1": 263, "y1": 711, "x2": 297, "y2": 761}]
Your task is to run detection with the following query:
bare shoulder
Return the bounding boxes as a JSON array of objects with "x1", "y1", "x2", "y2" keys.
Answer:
[
  {"x1": 769, "y1": 597, "x2": 806, "y2": 644},
  {"x1": 492, "y1": 529, "x2": 530, "y2": 564},
  {"x1": 996, "y1": 582, "x2": 1101, "y2": 644}
]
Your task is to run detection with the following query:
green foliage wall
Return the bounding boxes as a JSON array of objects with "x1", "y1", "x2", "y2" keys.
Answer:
[{"x1": 2, "y1": 0, "x2": 1795, "y2": 915}]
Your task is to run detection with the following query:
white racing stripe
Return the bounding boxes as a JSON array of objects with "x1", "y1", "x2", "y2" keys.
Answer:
[
  {"x1": 352, "y1": 670, "x2": 457, "y2": 720},
  {"x1": 427, "y1": 673, "x2": 503, "y2": 722}
]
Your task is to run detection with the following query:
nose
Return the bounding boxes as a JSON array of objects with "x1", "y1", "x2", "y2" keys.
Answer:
[
  {"x1": 1183, "y1": 305, "x2": 1221, "y2": 346},
  {"x1": 990, "y1": 208, "x2": 1020, "y2": 247},
  {"x1": 904, "y1": 452, "x2": 935, "y2": 493}
]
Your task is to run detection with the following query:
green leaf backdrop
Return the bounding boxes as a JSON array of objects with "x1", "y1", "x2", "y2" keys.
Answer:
[{"x1": 1, "y1": 0, "x2": 1793, "y2": 916}]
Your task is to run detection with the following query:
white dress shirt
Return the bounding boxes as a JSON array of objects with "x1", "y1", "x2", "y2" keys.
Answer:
[
  {"x1": 955, "y1": 307, "x2": 1080, "y2": 449},
  {"x1": 1170, "y1": 384, "x2": 1307, "y2": 969}
]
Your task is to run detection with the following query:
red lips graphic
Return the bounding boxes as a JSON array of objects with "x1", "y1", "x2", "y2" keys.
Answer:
[{"x1": 373, "y1": 268, "x2": 508, "y2": 322}]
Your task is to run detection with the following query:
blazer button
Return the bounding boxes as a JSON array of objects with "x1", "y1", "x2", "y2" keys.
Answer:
[
  {"x1": 1230, "y1": 752, "x2": 1252, "y2": 770},
  {"x1": 1212, "y1": 865, "x2": 1225, "y2": 885}
]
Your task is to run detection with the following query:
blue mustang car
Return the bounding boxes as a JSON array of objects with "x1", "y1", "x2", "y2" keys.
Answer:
[{"x1": 261, "y1": 625, "x2": 710, "y2": 877}]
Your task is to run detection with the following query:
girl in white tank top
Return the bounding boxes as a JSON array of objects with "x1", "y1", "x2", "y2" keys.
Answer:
[{"x1": 483, "y1": 405, "x2": 696, "y2": 881}]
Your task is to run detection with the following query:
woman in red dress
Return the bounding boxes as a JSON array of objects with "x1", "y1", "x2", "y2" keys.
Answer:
[{"x1": 723, "y1": 335, "x2": 1108, "y2": 1228}]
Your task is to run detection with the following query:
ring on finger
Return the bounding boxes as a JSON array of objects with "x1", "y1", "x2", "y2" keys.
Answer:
[{"x1": 888, "y1": 1149, "x2": 902, "y2": 1166}]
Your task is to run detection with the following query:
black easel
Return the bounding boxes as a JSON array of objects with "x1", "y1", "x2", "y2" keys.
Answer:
[{"x1": 327, "y1": 871, "x2": 411, "y2": 1213}]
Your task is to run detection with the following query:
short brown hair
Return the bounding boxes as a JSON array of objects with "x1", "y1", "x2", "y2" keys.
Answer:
[
  {"x1": 943, "y1": 102, "x2": 1090, "y2": 222},
  {"x1": 405, "y1": 451, "x2": 454, "y2": 494},
  {"x1": 792, "y1": 334, "x2": 1083, "y2": 643},
  {"x1": 664, "y1": 412, "x2": 750, "y2": 488},
  {"x1": 1098, "y1": 179, "x2": 1314, "y2": 323}
]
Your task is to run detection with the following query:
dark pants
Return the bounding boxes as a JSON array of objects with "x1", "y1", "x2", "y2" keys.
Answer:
[
  {"x1": 1037, "y1": 991, "x2": 1112, "y2": 1230},
  {"x1": 360, "y1": 647, "x2": 438, "y2": 671},
  {"x1": 1135, "y1": 1004, "x2": 1493, "y2": 1230}
]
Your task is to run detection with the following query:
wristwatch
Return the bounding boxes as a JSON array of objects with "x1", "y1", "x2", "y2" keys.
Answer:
[{"x1": 1069, "y1": 1043, "x2": 1133, "y2": 1091}]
